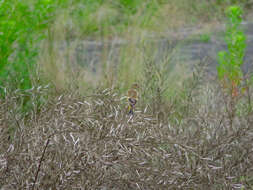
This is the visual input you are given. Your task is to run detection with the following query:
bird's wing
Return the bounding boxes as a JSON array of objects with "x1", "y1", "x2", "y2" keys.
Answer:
[
  {"x1": 128, "y1": 89, "x2": 138, "y2": 99},
  {"x1": 128, "y1": 98, "x2": 137, "y2": 105}
]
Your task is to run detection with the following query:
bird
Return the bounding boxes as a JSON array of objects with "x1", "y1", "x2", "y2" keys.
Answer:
[{"x1": 127, "y1": 83, "x2": 139, "y2": 115}]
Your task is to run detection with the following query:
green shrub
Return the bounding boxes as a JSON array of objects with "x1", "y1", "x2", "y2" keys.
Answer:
[
  {"x1": 0, "y1": 0, "x2": 58, "y2": 91},
  {"x1": 217, "y1": 6, "x2": 247, "y2": 127},
  {"x1": 217, "y1": 6, "x2": 246, "y2": 96}
]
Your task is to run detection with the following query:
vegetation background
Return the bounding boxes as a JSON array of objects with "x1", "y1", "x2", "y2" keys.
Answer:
[{"x1": 1, "y1": 0, "x2": 253, "y2": 189}]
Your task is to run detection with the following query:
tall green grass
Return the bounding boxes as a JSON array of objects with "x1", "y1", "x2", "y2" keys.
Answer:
[
  {"x1": 37, "y1": 0, "x2": 253, "y2": 95},
  {"x1": 2, "y1": 0, "x2": 251, "y2": 88},
  {"x1": 1, "y1": 0, "x2": 252, "y2": 100},
  {"x1": 0, "y1": 0, "x2": 70, "y2": 115},
  {"x1": 49, "y1": 0, "x2": 253, "y2": 39},
  {"x1": 0, "y1": 0, "x2": 60, "y2": 91}
]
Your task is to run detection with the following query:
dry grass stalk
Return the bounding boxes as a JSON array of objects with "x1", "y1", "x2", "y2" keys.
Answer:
[{"x1": 0, "y1": 82, "x2": 253, "y2": 189}]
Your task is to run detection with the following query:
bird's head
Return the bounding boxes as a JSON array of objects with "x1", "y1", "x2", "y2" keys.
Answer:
[{"x1": 131, "y1": 83, "x2": 139, "y2": 90}]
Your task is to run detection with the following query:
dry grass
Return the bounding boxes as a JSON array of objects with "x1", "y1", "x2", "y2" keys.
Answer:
[
  {"x1": 2, "y1": 1, "x2": 253, "y2": 189},
  {"x1": 0, "y1": 76, "x2": 253, "y2": 189}
]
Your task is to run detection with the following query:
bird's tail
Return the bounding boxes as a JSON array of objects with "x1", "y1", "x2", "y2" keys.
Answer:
[{"x1": 128, "y1": 105, "x2": 134, "y2": 115}]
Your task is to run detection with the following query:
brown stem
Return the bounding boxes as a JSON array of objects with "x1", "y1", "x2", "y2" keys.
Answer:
[{"x1": 32, "y1": 137, "x2": 51, "y2": 190}]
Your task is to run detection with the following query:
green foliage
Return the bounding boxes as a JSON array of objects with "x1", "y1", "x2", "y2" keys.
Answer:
[
  {"x1": 117, "y1": 0, "x2": 142, "y2": 14},
  {"x1": 55, "y1": 0, "x2": 253, "y2": 39},
  {"x1": 199, "y1": 34, "x2": 211, "y2": 43},
  {"x1": 216, "y1": 6, "x2": 249, "y2": 128},
  {"x1": 217, "y1": 6, "x2": 246, "y2": 89},
  {"x1": 68, "y1": 0, "x2": 160, "y2": 36},
  {"x1": 0, "y1": 0, "x2": 58, "y2": 91}
]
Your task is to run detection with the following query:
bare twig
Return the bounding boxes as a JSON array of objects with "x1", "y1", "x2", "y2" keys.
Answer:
[{"x1": 32, "y1": 137, "x2": 51, "y2": 190}]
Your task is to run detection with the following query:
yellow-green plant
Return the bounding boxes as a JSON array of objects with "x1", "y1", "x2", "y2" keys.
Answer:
[
  {"x1": 0, "y1": 0, "x2": 59, "y2": 91},
  {"x1": 217, "y1": 6, "x2": 246, "y2": 96},
  {"x1": 217, "y1": 6, "x2": 247, "y2": 126}
]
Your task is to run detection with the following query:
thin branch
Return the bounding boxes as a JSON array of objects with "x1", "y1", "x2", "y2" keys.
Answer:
[{"x1": 32, "y1": 137, "x2": 51, "y2": 190}]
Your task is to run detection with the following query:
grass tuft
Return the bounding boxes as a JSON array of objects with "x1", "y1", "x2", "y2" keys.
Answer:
[{"x1": 1, "y1": 76, "x2": 253, "y2": 189}]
